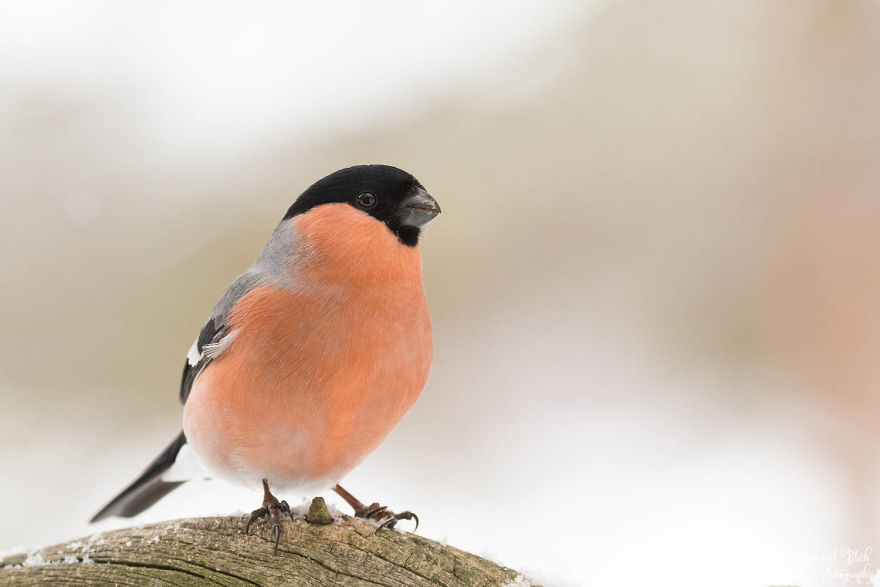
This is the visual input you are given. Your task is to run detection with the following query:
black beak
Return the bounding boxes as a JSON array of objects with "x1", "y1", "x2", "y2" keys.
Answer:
[{"x1": 397, "y1": 187, "x2": 441, "y2": 228}]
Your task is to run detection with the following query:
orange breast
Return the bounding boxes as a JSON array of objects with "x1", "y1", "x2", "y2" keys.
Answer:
[{"x1": 182, "y1": 204, "x2": 433, "y2": 488}]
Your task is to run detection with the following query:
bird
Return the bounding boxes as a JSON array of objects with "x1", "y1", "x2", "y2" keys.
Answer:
[{"x1": 90, "y1": 164, "x2": 441, "y2": 551}]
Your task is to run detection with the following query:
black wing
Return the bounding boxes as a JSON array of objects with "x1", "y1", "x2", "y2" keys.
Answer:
[
  {"x1": 179, "y1": 316, "x2": 227, "y2": 404},
  {"x1": 179, "y1": 271, "x2": 261, "y2": 404}
]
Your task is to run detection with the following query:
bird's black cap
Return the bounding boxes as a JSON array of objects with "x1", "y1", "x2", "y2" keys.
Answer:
[{"x1": 284, "y1": 165, "x2": 440, "y2": 246}]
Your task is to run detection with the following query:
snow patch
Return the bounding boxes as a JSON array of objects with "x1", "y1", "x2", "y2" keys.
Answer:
[
  {"x1": 22, "y1": 552, "x2": 46, "y2": 567},
  {"x1": 4, "y1": 550, "x2": 96, "y2": 569},
  {"x1": 289, "y1": 498, "x2": 312, "y2": 519}
]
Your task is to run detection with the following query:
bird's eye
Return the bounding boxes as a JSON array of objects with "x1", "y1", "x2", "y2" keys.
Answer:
[{"x1": 356, "y1": 192, "x2": 377, "y2": 208}]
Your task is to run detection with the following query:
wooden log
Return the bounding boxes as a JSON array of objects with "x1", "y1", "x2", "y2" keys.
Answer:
[{"x1": 0, "y1": 501, "x2": 533, "y2": 586}]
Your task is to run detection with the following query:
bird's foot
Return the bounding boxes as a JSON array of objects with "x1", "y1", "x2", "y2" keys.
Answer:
[
  {"x1": 355, "y1": 502, "x2": 419, "y2": 532},
  {"x1": 244, "y1": 479, "x2": 292, "y2": 554},
  {"x1": 333, "y1": 484, "x2": 419, "y2": 532}
]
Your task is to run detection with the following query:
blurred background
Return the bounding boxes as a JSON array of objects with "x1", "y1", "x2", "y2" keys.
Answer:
[{"x1": 2, "y1": 1, "x2": 880, "y2": 585}]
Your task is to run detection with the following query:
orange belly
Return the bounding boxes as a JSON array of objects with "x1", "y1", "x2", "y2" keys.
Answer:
[{"x1": 183, "y1": 281, "x2": 432, "y2": 490}]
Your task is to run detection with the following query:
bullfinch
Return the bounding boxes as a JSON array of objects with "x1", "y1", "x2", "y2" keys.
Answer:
[{"x1": 91, "y1": 164, "x2": 441, "y2": 551}]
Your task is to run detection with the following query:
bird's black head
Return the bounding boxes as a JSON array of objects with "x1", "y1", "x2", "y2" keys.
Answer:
[{"x1": 284, "y1": 165, "x2": 440, "y2": 247}]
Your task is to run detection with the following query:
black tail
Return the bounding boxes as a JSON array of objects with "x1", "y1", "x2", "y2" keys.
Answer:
[{"x1": 90, "y1": 432, "x2": 187, "y2": 523}]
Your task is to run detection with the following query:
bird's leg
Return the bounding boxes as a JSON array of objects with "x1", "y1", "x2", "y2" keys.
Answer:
[
  {"x1": 332, "y1": 484, "x2": 419, "y2": 532},
  {"x1": 244, "y1": 479, "x2": 292, "y2": 553}
]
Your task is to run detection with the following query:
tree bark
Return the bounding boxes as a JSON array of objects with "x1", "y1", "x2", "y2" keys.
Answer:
[{"x1": 0, "y1": 506, "x2": 531, "y2": 586}]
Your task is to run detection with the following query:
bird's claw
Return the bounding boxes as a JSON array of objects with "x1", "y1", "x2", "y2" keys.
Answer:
[
  {"x1": 272, "y1": 520, "x2": 281, "y2": 551},
  {"x1": 245, "y1": 506, "x2": 268, "y2": 534},
  {"x1": 356, "y1": 502, "x2": 419, "y2": 533},
  {"x1": 280, "y1": 499, "x2": 293, "y2": 519},
  {"x1": 378, "y1": 510, "x2": 419, "y2": 532},
  {"x1": 361, "y1": 504, "x2": 388, "y2": 519},
  {"x1": 244, "y1": 483, "x2": 293, "y2": 554}
]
